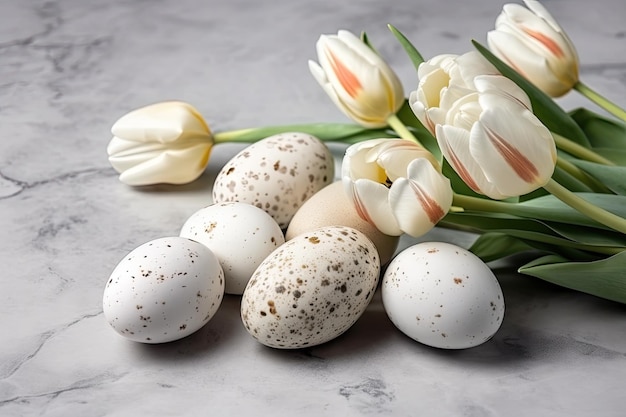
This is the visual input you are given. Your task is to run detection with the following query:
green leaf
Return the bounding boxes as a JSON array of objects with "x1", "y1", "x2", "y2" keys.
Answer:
[
  {"x1": 443, "y1": 211, "x2": 626, "y2": 251},
  {"x1": 514, "y1": 192, "x2": 626, "y2": 229},
  {"x1": 570, "y1": 160, "x2": 626, "y2": 195},
  {"x1": 360, "y1": 31, "x2": 378, "y2": 54},
  {"x1": 518, "y1": 251, "x2": 626, "y2": 304},
  {"x1": 570, "y1": 107, "x2": 626, "y2": 149},
  {"x1": 388, "y1": 24, "x2": 424, "y2": 72},
  {"x1": 472, "y1": 40, "x2": 590, "y2": 147},
  {"x1": 469, "y1": 232, "x2": 533, "y2": 263}
]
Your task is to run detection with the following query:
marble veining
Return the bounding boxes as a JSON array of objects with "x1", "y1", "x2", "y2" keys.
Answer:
[{"x1": 1, "y1": 0, "x2": 626, "y2": 416}]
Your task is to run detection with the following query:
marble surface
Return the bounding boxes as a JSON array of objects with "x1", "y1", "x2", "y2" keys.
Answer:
[{"x1": 1, "y1": 0, "x2": 626, "y2": 415}]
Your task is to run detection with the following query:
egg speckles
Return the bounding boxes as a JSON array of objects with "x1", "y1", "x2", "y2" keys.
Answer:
[
  {"x1": 382, "y1": 242, "x2": 504, "y2": 349},
  {"x1": 241, "y1": 226, "x2": 380, "y2": 349},
  {"x1": 103, "y1": 237, "x2": 224, "y2": 343},
  {"x1": 212, "y1": 132, "x2": 334, "y2": 228}
]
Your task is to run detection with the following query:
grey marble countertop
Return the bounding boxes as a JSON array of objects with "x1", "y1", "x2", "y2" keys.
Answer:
[{"x1": 2, "y1": 0, "x2": 626, "y2": 416}]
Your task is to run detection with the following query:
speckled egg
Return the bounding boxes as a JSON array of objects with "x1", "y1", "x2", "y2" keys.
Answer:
[
  {"x1": 382, "y1": 242, "x2": 504, "y2": 349},
  {"x1": 286, "y1": 181, "x2": 399, "y2": 265},
  {"x1": 241, "y1": 226, "x2": 380, "y2": 349},
  {"x1": 180, "y1": 202, "x2": 285, "y2": 295},
  {"x1": 212, "y1": 132, "x2": 334, "y2": 229},
  {"x1": 103, "y1": 237, "x2": 224, "y2": 344}
]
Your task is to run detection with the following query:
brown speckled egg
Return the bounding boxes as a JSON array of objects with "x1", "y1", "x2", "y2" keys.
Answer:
[
  {"x1": 102, "y1": 237, "x2": 224, "y2": 344},
  {"x1": 286, "y1": 181, "x2": 399, "y2": 265},
  {"x1": 241, "y1": 226, "x2": 380, "y2": 349},
  {"x1": 382, "y1": 242, "x2": 504, "y2": 349},
  {"x1": 212, "y1": 132, "x2": 334, "y2": 229}
]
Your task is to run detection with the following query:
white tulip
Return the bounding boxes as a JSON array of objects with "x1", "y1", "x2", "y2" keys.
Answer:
[
  {"x1": 487, "y1": 0, "x2": 579, "y2": 97},
  {"x1": 342, "y1": 139, "x2": 452, "y2": 237},
  {"x1": 436, "y1": 75, "x2": 556, "y2": 199},
  {"x1": 309, "y1": 30, "x2": 405, "y2": 128},
  {"x1": 107, "y1": 101, "x2": 213, "y2": 186}
]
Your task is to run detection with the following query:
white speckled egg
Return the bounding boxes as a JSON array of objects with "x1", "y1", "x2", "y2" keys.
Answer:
[
  {"x1": 241, "y1": 226, "x2": 380, "y2": 349},
  {"x1": 382, "y1": 242, "x2": 504, "y2": 349},
  {"x1": 103, "y1": 237, "x2": 224, "y2": 343},
  {"x1": 212, "y1": 132, "x2": 334, "y2": 229},
  {"x1": 286, "y1": 181, "x2": 400, "y2": 265},
  {"x1": 180, "y1": 202, "x2": 285, "y2": 295}
]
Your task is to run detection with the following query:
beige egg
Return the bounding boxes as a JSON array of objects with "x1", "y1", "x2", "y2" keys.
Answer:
[{"x1": 286, "y1": 181, "x2": 399, "y2": 265}]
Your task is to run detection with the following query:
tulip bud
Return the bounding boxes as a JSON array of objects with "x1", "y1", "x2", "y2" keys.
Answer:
[
  {"x1": 309, "y1": 30, "x2": 405, "y2": 128},
  {"x1": 342, "y1": 139, "x2": 452, "y2": 237},
  {"x1": 487, "y1": 0, "x2": 579, "y2": 97},
  {"x1": 107, "y1": 101, "x2": 214, "y2": 186}
]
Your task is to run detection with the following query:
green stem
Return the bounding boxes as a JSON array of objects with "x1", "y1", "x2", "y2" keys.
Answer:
[
  {"x1": 556, "y1": 156, "x2": 612, "y2": 193},
  {"x1": 386, "y1": 113, "x2": 422, "y2": 145},
  {"x1": 543, "y1": 178, "x2": 626, "y2": 234},
  {"x1": 574, "y1": 80, "x2": 626, "y2": 122},
  {"x1": 213, "y1": 123, "x2": 386, "y2": 144},
  {"x1": 552, "y1": 132, "x2": 615, "y2": 165}
]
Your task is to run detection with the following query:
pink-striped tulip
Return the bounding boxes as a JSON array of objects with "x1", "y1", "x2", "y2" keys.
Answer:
[
  {"x1": 436, "y1": 75, "x2": 557, "y2": 199},
  {"x1": 342, "y1": 139, "x2": 452, "y2": 237},
  {"x1": 309, "y1": 30, "x2": 405, "y2": 128},
  {"x1": 409, "y1": 52, "x2": 499, "y2": 135},
  {"x1": 487, "y1": 0, "x2": 579, "y2": 97},
  {"x1": 107, "y1": 101, "x2": 214, "y2": 186}
]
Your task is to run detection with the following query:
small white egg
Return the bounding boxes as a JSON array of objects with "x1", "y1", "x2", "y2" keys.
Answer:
[
  {"x1": 241, "y1": 226, "x2": 380, "y2": 349},
  {"x1": 180, "y1": 202, "x2": 285, "y2": 295},
  {"x1": 382, "y1": 242, "x2": 504, "y2": 349},
  {"x1": 103, "y1": 237, "x2": 224, "y2": 343},
  {"x1": 212, "y1": 132, "x2": 334, "y2": 228}
]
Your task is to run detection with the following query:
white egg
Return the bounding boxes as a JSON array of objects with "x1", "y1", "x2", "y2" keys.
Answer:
[
  {"x1": 103, "y1": 237, "x2": 224, "y2": 343},
  {"x1": 212, "y1": 132, "x2": 334, "y2": 229},
  {"x1": 382, "y1": 242, "x2": 504, "y2": 349},
  {"x1": 180, "y1": 202, "x2": 285, "y2": 295},
  {"x1": 241, "y1": 226, "x2": 380, "y2": 349}
]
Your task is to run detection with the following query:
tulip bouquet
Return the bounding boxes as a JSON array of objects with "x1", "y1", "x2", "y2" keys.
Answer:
[{"x1": 107, "y1": 0, "x2": 626, "y2": 304}]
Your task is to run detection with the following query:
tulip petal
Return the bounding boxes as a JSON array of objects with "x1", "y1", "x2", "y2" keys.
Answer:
[
  {"x1": 470, "y1": 105, "x2": 556, "y2": 197},
  {"x1": 117, "y1": 143, "x2": 212, "y2": 186},
  {"x1": 389, "y1": 158, "x2": 452, "y2": 237},
  {"x1": 473, "y1": 74, "x2": 532, "y2": 110},
  {"x1": 344, "y1": 177, "x2": 402, "y2": 236},
  {"x1": 487, "y1": 31, "x2": 571, "y2": 97},
  {"x1": 374, "y1": 139, "x2": 439, "y2": 181},
  {"x1": 343, "y1": 139, "x2": 390, "y2": 183},
  {"x1": 111, "y1": 101, "x2": 210, "y2": 143},
  {"x1": 437, "y1": 124, "x2": 506, "y2": 199}
]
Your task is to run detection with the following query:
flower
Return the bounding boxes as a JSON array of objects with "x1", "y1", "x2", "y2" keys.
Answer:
[
  {"x1": 409, "y1": 51, "x2": 498, "y2": 135},
  {"x1": 434, "y1": 75, "x2": 557, "y2": 199},
  {"x1": 107, "y1": 101, "x2": 214, "y2": 186},
  {"x1": 308, "y1": 30, "x2": 404, "y2": 128},
  {"x1": 487, "y1": 0, "x2": 579, "y2": 97},
  {"x1": 342, "y1": 139, "x2": 452, "y2": 237}
]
